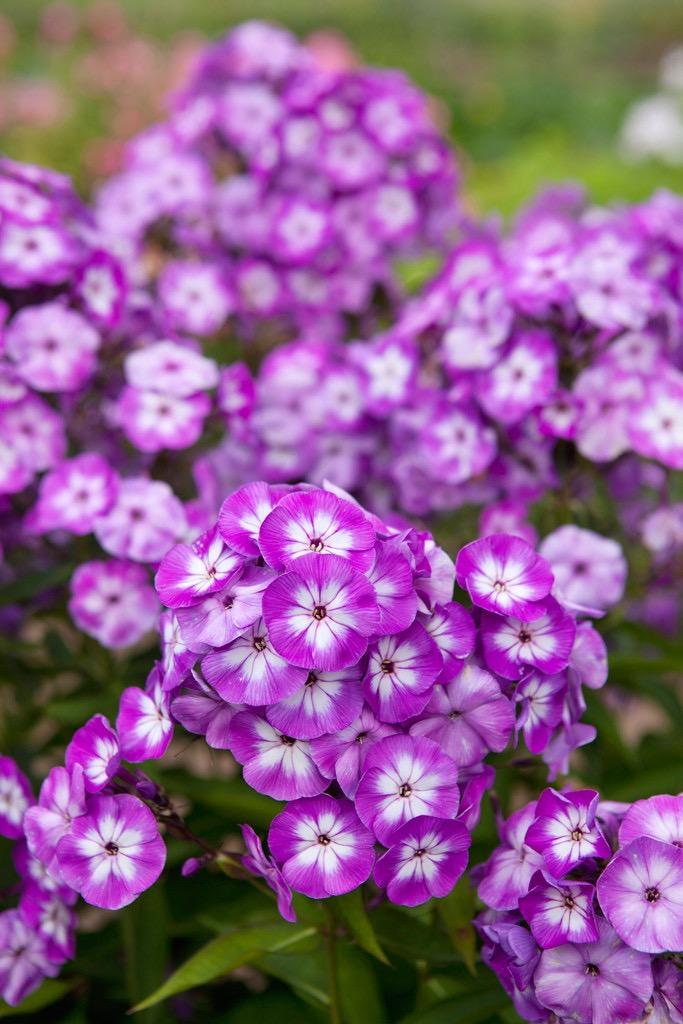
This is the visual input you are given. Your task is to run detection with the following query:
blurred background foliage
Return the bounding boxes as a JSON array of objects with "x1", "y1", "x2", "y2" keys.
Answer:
[
  {"x1": 2, "y1": 2, "x2": 683, "y2": 1021},
  {"x1": 2, "y1": 0, "x2": 683, "y2": 214}
]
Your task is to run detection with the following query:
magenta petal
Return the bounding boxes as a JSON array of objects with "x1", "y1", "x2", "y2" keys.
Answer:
[
  {"x1": 262, "y1": 553, "x2": 379, "y2": 672},
  {"x1": 373, "y1": 815, "x2": 470, "y2": 906}
]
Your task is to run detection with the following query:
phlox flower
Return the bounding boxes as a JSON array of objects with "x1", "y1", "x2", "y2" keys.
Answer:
[
  {"x1": 0, "y1": 910, "x2": 58, "y2": 1006},
  {"x1": 455, "y1": 534, "x2": 553, "y2": 621},
  {"x1": 228, "y1": 710, "x2": 327, "y2": 800},
  {"x1": 309, "y1": 707, "x2": 399, "y2": 798},
  {"x1": 57, "y1": 794, "x2": 166, "y2": 911},
  {"x1": 268, "y1": 795, "x2": 375, "y2": 898},
  {"x1": 65, "y1": 714, "x2": 120, "y2": 794},
  {"x1": 618, "y1": 793, "x2": 683, "y2": 848},
  {"x1": 525, "y1": 788, "x2": 611, "y2": 878},
  {"x1": 373, "y1": 815, "x2": 471, "y2": 907},
  {"x1": 480, "y1": 597, "x2": 576, "y2": 680},
  {"x1": 116, "y1": 666, "x2": 174, "y2": 763},
  {"x1": 240, "y1": 824, "x2": 295, "y2": 922},
  {"x1": 363, "y1": 621, "x2": 442, "y2": 723},
  {"x1": 69, "y1": 560, "x2": 159, "y2": 649},
  {"x1": 519, "y1": 872, "x2": 599, "y2": 948},
  {"x1": 23, "y1": 766, "x2": 86, "y2": 879}
]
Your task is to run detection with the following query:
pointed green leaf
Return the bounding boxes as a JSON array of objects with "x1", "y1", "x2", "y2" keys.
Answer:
[
  {"x1": 435, "y1": 878, "x2": 477, "y2": 974},
  {"x1": 329, "y1": 889, "x2": 389, "y2": 964},
  {"x1": 131, "y1": 923, "x2": 318, "y2": 1012}
]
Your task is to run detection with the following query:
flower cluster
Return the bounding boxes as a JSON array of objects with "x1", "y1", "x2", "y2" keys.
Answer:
[
  {"x1": 0, "y1": 482, "x2": 614, "y2": 1005},
  {"x1": 95, "y1": 20, "x2": 460, "y2": 343},
  {"x1": 476, "y1": 788, "x2": 683, "y2": 1024},
  {"x1": 0, "y1": 157, "x2": 126, "y2": 499}
]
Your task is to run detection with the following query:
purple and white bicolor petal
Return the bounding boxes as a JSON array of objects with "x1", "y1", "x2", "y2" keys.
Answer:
[
  {"x1": 23, "y1": 765, "x2": 86, "y2": 878},
  {"x1": 373, "y1": 815, "x2": 471, "y2": 906},
  {"x1": 263, "y1": 553, "x2": 379, "y2": 672},
  {"x1": 455, "y1": 534, "x2": 553, "y2": 620},
  {"x1": 519, "y1": 872, "x2": 599, "y2": 948},
  {"x1": 116, "y1": 666, "x2": 173, "y2": 763},
  {"x1": 477, "y1": 803, "x2": 544, "y2": 911},
  {"x1": 56, "y1": 794, "x2": 165, "y2": 910},
  {"x1": 365, "y1": 542, "x2": 418, "y2": 635},
  {"x1": 309, "y1": 707, "x2": 399, "y2": 798},
  {"x1": 480, "y1": 597, "x2": 576, "y2": 680},
  {"x1": 228, "y1": 710, "x2": 327, "y2": 800},
  {"x1": 65, "y1": 714, "x2": 120, "y2": 794},
  {"x1": 409, "y1": 663, "x2": 514, "y2": 767},
  {"x1": 155, "y1": 527, "x2": 244, "y2": 609},
  {"x1": 355, "y1": 734, "x2": 459, "y2": 845},
  {"x1": 268, "y1": 795, "x2": 375, "y2": 898},
  {"x1": 176, "y1": 566, "x2": 275, "y2": 650},
  {"x1": 218, "y1": 481, "x2": 283, "y2": 558},
  {"x1": 202, "y1": 617, "x2": 307, "y2": 705},
  {"x1": 597, "y1": 837, "x2": 683, "y2": 954},
  {"x1": 420, "y1": 602, "x2": 476, "y2": 683},
  {"x1": 515, "y1": 671, "x2": 567, "y2": 754},
  {"x1": 525, "y1": 788, "x2": 611, "y2": 878},
  {"x1": 258, "y1": 488, "x2": 376, "y2": 571},
  {"x1": 363, "y1": 621, "x2": 442, "y2": 723},
  {"x1": 266, "y1": 665, "x2": 363, "y2": 740},
  {"x1": 618, "y1": 794, "x2": 683, "y2": 849}
]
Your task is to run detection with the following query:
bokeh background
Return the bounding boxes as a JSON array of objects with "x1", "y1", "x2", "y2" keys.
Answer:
[{"x1": 3, "y1": 0, "x2": 683, "y2": 215}]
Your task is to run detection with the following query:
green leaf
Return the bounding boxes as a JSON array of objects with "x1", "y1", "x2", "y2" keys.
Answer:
[
  {"x1": 131, "y1": 924, "x2": 318, "y2": 1012},
  {"x1": 0, "y1": 980, "x2": 72, "y2": 1017},
  {"x1": 435, "y1": 878, "x2": 477, "y2": 974},
  {"x1": 329, "y1": 889, "x2": 389, "y2": 964},
  {"x1": 157, "y1": 773, "x2": 280, "y2": 829},
  {"x1": 371, "y1": 907, "x2": 457, "y2": 965},
  {"x1": 399, "y1": 990, "x2": 510, "y2": 1023}
]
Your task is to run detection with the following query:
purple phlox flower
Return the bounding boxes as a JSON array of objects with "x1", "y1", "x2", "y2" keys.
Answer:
[
  {"x1": 176, "y1": 565, "x2": 275, "y2": 650},
  {"x1": 480, "y1": 597, "x2": 576, "y2": 680},
  {"x1": 420, "y1": 601, "x2": 476, "y2": 684},
  {"x1": 155, "y1": 526, "x2": 244, "y2": 608},
  {"x1": 19, "y1": 888, "x2": 76, "y2": 963},
  {"x1": 519, "y1": 870, "x2": 599, "y2": 948},
  {"x1": 629, "y1": 376, "x2": 683, "y2": 470},
  {"x1": 258, "y1": 488, "x2": 376, "y2": 572},
  {"x1": 28, "y1": 453, "x2": 118, "y2": 536},
  {"x1": 13, "y1": 841, "x2": 66, "y2": 896},
  {"x1": 69, "y1": 559, "x2": 159, "y2": 650},
  {"x1": 157, "y1": 262, "x2": 233, "y2": 337},
  {"x1": 475, "y1": 330, "x2": 558, "y2": 426},
  {"x1": 262, "y1": 552, "x2": 379, "y2": 672},
  {"x1": 533, "y1": 918, "x2": 653, "y2": 1024},
  {"x1": 0, "y1": 757, "x2": 33, "y2": 839},
  {"x1": 56, "y1": 793, "x2": 166, "y2": 910},
  {"x1": 266, "y1": 664, "x2": 363, "y2": 740},
  {"x1": 170, "y1": 673, "x2": 240, "y2": 750},
  {"x1": 228, "y1": 710, "x2": 327, "y2": 800},
  {"x1": 65, "y1": 714, "x2": 120, "y2": 793},
  {"x1": 23, "y1": 765, "x2": 86, "y2": 880},
  {"x1": 409, "y1": 662, "x2": 514, "y2": 767},
  {"x1": 477, "y1": 803, "x2": 544, "y2": 911},
  {"x1": 268, "y1": 795, "x2": 375, "y2": 898},
  {"x1": 455, "y1": 534, "x2": 553, "y2": 621},
  {"x1": 539, "y1": 526, "x2": 627, "y2": 613},
  {"x1": 240, "y1": 824, "x2": 295, "y2": 922},
  {"x1": 116, "y1": 665, "x2": 173, "y2": 763},
  {"x1": 0, "y1": 910, "x2": 58, "y2": 1006},
  {"x1": 373, "y1": 814, "x2": 471, "y2": 907},
  {"x1": 366, "y1": 542, "x2": 418, "y2": 636},
  {"x1": 619, "y1": 793, "x2": 683, "y2": 849},
  {"x1": 477, "y1": 911, "x2": 541, "y2": 996},
  {"x1": 597, "y1": 836, "x2": 683, "y2": 954},
  {"x1": 94, "y1": 477, "x2": 188, "y2": 563},
  {"x1": 5, "y1": 302, "x2": 100, "y2": 392},
  {"x1": 363, "y1": 620, "x2": 442, "y2": 723},
  {"x1": 124, "y1": 339, "x2": 219, "y2": 396},
  {"x1": 309, "y1": 706, "x2": 399, "y2": 798},
  {"x1": 355, "y1": 734, "x2": 459, "y2": 845},
  {"x1": 202, "y1": 615, "x2": 307, "y2": 705},
  {"x1": 116, "y1": 385, "x2": 211, "y2": 454},
  {"x1": 515, "y1": 671, "x2": 567, "y2": 754},
  {"x1": 525, "y1": 788, "x2": 611, "y2": 878}
]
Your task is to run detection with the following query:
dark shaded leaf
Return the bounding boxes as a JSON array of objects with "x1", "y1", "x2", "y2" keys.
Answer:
[{"x1": 329, "y1": 889, "x2": 388, "y2": 963}]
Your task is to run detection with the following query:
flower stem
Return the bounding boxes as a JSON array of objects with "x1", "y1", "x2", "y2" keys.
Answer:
[{"x1": 325, "y1": 906, "x2": 342, "y2": 1024}]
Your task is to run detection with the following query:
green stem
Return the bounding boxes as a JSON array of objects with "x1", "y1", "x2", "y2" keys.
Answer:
[{"x1": 325, "y1": 906, "x2": 342, "y2": 1024}]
